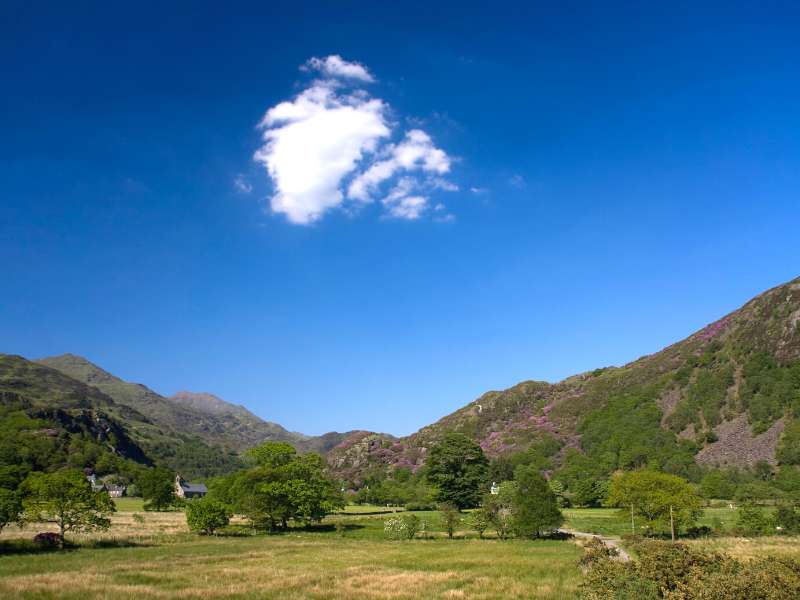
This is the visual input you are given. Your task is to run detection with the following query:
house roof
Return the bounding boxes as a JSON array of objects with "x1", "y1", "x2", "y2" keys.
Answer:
[{"x1": 180, "y1": 482, "x2": 208, "y2": 493}]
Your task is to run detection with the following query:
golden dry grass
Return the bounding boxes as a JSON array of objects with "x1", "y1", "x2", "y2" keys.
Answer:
[
  {"x1": 0, "y1": 509, "x2": 583, "y2": 599},
  {"x1": 686, "y1": 535, "x2": 800, "y2": 561}
]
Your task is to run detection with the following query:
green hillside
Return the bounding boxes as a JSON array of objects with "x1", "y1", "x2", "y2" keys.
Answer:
[
  {"x1": 329, "y1": 276, "x2": 800, "y2": 487},
  {"x1": 38, "y1": 354, "x2": 356, "y2": 455},
  {"x1": 0, "y1": 354, "x2": 241, "y2": 479}
]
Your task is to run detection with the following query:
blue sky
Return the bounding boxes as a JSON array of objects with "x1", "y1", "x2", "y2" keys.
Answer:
[{"x1": 2, "y1": 2, "x2": 799, "y2": 435}]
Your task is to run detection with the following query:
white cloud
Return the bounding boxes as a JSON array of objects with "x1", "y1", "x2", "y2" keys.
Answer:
[
  {"x1": 253, "y1": 56, "x2": 456, "y2": 224},
  {"x1": 385, "y1": 195, "x2": 428, "y2": 220},
  {"x1": 233, "y1": 175, "x2": 252, "y2": 194},
  {"x1": 469, "y1": 186, "x2": 488, "y2": 194},
  {"x1": 347, "y1": 129, "x2": 451, "y2": 202},
  {"x1": 303, "y1": 55, "x2": 374, "y2": 82}
]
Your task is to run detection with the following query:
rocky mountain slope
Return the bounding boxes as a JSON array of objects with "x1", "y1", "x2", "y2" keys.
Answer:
[
  {"x1": 329, "y1": 276, "x2": 800, "y2": 482},
  {"x1": 38, "y1": 354, "x2": 355, "y2": 455},
  {"x1": 0, "y1": 354, "x2": 241, "y2": 477}
]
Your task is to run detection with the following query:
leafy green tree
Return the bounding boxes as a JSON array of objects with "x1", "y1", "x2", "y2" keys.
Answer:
[
  {"x1": 226, "y1": 442, "x2": 343, "y2": 532},
  {"x1": 699, "y1": 470, "x2": 735, "y2": 500},
  {"x1": 0, "y1": 488, "x2": 22, "y2": 533},
  {"x1": 548, "y1": 479, "x2": 568, "y2": 507},
  {"x1": 606, "y1": 470, "x2": 702, "y2": 539},
  {"x1": 138, "y1": 467, "x2": 177, "y2": 511},
  {"x1": 573, "y1": 478, "x2": 608, "y2": 507},
  {"x1": 185, "y1": 499, "x2": 231, "y2": 535},
  {"x1": 735, "y1": 502, "x2": 770, "y2": 536},
  {"x1": 426, "y1": 433, "x2": 489, "y2": 509},
  {"x1": 21, "y1": 469, "x2": 115, "y2": 546},
  {"x1": 247, "y1": 441, "x2": 297, "y2": 468},
  {"x1": 511, "y1": 465, "x2": 563, "y2": 538}
]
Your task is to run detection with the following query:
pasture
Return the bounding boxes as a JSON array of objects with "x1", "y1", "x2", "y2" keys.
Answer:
[{"x1": 1, "y1": 503, "x2": 798, "y2": 599}]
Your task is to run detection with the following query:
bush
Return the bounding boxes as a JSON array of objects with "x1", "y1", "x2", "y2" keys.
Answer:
[
  {"x1": 384, "y1": 514, "x2": 421, "y2": 540},
  {"x1": 579, "y1": 540, "x2": 800, "y2": 600},
  {"x1": 33, "y1": 532, "x2": 62, "y2": 549},
  {"x1": 439, "y1": 503, "x2": 460, "y2": 539},
  {"x1": 578, "y1": 537, "x2": 618, "y2": 569},
  {"x1": 404, "y1": 501, "x2": 436, "y2": 511},
  {"x1": 684, "y1": 525, "x2": 713, "y2": 538},
  {"x1": 185, "y1": 499, "x2": 231, "y2": 535},
  {"x1": 774, "y1": 504, "x2": 800, "y2": 534},
  {"x1": 465, "y1": 508, "x2": 491, "y2": 539}
]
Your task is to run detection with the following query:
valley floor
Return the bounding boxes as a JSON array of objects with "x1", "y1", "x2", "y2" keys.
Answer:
[{"x1": 1, "y1": 504, "x2": 798, "y2": 599}]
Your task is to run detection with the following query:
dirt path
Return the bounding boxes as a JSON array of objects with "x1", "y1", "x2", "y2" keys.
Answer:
[{"x1": 560, "y1": 528, "x2": 631, "y2": 562}]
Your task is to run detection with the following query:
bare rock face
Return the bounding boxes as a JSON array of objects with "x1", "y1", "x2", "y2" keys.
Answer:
[{"x1": 694, "y1": 415, "x2": 785, "y2": 468}]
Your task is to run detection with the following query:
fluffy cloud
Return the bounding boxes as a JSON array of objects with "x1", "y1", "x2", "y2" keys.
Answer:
[
  {"x1": 303, "y1": 55, "x2": 374, "y2": 82},
  {"x1": 254, "y1": 56, "x2": 456, "y2": 224}
]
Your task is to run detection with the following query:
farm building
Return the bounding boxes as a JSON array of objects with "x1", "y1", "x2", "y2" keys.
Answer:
[{"x1": 175, "y1": 475, "x2": 208, "y2": 499}]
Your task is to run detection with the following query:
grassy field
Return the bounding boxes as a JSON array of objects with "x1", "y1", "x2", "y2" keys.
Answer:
[
  {"x1": 2, "y1": 503, "x2": 798, "y2": 599},
  {"x1": 0, "y1": 505, "x2": 582, "y2": 599},
  {"x1": 562, "y1": 506, "x2": 753, "y2": 537}
]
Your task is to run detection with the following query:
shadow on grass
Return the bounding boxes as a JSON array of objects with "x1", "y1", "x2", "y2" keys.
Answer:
[{"x1": 0, "y1": 538, "x2": 151, "y2": 556}]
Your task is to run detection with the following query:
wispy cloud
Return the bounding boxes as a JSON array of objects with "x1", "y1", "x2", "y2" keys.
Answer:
[
  {"x1": 508, "y1": 174, "x2": 526, "y2": 189},
  {"x1": 233, "y1": 174, "x2": 253, "y2": 194},
  {"x1": 254, "y1": 55, "x2": 456, "y2": 224}
]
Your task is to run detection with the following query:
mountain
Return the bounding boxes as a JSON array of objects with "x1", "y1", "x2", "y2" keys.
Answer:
[
  {"x1": 38, "y1": 354, "x2": 357, "y2": 455},
  {"x1": 329, "y1": 276, "x2": 800, "y2": 483},
  {"x1": 0, "y1": 354, "x2": 241, "y2": 478},
  {"x1": 169, "y1": 391, "x2": 358, "y2": 454}
]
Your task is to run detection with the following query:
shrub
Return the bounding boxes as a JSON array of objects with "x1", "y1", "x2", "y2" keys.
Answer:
[
  {"x1": 384, "y1": 514, "x2": 420, "y2": 540},
  {"x1": 404, "y1": 501, "x2": 436, "y2": 511},
  {"x1": 465, "y1": 508, "x2": 491, "y2": 539},
  {"x1": 579, "y1": 540, "x2": 800, "y2": 600},
  {"x1": 774, "y1": 504, "x2": 800, "y2": 534},
  {"x1": 33, "y1": 532, "x2": 61, "y2": 549},
  {"x1": 684, "y1": 525, "x2": 712, "y2": 538},
  {"x1": 439, "y1": 503, "x2": 460, "y2": 539},
  {"x1": 185, "y1": 499, "x2": 231, "y2": 535},
  {"x1": 578, "y1": 537, "x2": 618, "y2": 569}
]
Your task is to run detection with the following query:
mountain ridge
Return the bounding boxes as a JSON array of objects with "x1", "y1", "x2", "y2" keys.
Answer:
[
  {"x1": 37, "y1": 354, "x2": 358, "y2": 455},
  {"x1": 328, "y1": 275, "x2": 800, "y2": 484}
]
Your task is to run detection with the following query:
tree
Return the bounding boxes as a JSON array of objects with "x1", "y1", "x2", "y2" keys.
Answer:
[
  {"x1": 483, "y1": 481, "x2": 516, "y2": 539},
  {"x1": 699, "y1": 470, "x2": 735, "y2": 500},
  {"x1": 735, "y1": 502, "x2": 770, "y2": 536},
  {"x1": 185, "y1": 499, "x2": 231, "y2": 535},
  {"x1": 426, "y1": 433, "x2": 489, "y2": 509},
  {"x1": 21, "y1": 469, "x2": 115, "y2": 546},
  {"x1": 138, "y1": 467, "x2": 177, "y2": 511},
  {"x1": 511, "y1": 465, "x2": 563, "y2": 538},
  {"x1": 226, "y1": 442, "x2": 343, "y2": 532},
  {"x1": 465, "y1": 507, "x2": 491, "y2": 538},
  {"x1": 606, "y1": 470, "x2": 702, "y2": 539},
  {"x1": 0, "y1": 487, "x2": 21, "y2": 533},
  {"x1": 438, "y1": 503, "x2": 460, "y2": 539},
  {"x1": 247, "y1": 441, "x2": 297, "y2": 468}
]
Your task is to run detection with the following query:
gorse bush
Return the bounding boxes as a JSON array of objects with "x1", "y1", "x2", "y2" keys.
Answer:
[
  {"x1": 579, "y1": 539, "x2": 800, "y2": 600},
  {"x1": 577, "y1": 537, "x2": 618, "y2": 569}
]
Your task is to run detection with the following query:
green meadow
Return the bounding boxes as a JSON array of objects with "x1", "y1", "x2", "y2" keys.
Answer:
[{"x1": 2, "y1": 503, "x2": 799, "y2": 599}]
